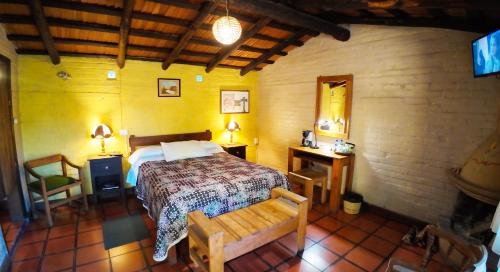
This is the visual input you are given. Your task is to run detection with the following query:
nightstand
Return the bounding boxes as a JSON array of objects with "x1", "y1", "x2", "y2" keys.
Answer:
[
  {"x1": 88, "y1": 154, "x2": 125, "y2": 205},
  {"x1": 221, "y1": 143, "x2": 247, "y2": 160}
]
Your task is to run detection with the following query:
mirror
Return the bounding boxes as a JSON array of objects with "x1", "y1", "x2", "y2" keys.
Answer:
[{"x1": 315, "y1": 75, "x2": 353, "y2": 139}]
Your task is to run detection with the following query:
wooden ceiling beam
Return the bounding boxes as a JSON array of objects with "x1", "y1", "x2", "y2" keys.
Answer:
[
  {"x1": 331, "y1": 14, "x2": 494, "y2": 33},
  {"x1": 0, "y1": 15, "x2": 288, "y2": 56},
  {"x1": 206, "y1": 17, "x2": 272, "y2": 73},
  {"x1": 117, "y1": 0, "x2": 135, "y2": 68},
  {"x1": 14, "y1": 49, "x2": 262, "y2": 71},
  {"x1": 7, "y1": 35, "x2": 275, "y2": 64},
  {"x1": 240, "y1": 29, "x2": 309, "y2": 76},
  {"x1": 146, "y1": 0, "x2": 304, "y2": 33},
  {"x1": 28, "y1": 0, "x2": 60, "y2": 64},
  {"x1": 162, "y1": 2, "x2": 217, "y2": 70},
  {"x1": 0, "y1": 0, "x2": 302, "y2": 45},
  {"x1": 210, "y1": 0, "x2": 350, "y2": 41}
]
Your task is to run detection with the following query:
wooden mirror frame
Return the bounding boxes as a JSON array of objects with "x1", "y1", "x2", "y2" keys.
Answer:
[{"x1": 315, "y1": 74, "x2": 353, "y2": 140}]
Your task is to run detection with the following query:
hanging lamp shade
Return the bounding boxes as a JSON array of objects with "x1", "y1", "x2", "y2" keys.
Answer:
[{"x1": 212, "y1": 16, "x2": 242, "y2": 45}]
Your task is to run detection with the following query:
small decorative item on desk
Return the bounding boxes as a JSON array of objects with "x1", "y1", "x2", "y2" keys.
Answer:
[
  {"x1": 221, "y1": 143, "x2": 247, "y2": 160},
  {"x1": 88, "y1": 154, "x2": 125, "y2": 206},
  {"x1": 334, "y1": 139, "x2": 355, "y2": 155}
]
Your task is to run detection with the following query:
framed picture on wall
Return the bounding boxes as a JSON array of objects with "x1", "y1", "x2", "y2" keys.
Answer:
[
  {"x1": 220, "y1": 90, "x2": 249, "y2": 114},
  {"x1": 158, "y1": 78, "x2": 181, "y2": 97}
]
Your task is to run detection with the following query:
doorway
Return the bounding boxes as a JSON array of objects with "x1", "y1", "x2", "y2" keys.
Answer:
[{"x1": 0, "y1": 53, "x2": 25, "y2": 222}]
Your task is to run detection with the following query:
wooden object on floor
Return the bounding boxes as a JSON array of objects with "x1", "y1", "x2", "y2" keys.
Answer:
[
  {"x1": 288, "y1": 146, "x2": 355, "y2": 212},
  {"x1": 387, "y1": 225, "x2": 484, "y2": 272},
  {"x1": 24, "y1": 154, "x2": 88, "y2": 226},
  {"x1": 187, "y1": 187, "x2": 308, "y2": 272},
  {"x1": 288, "y1": 168, "x2": 327, "y2": 210},
  {"x1": 220, "y1": 143, "x2": 247, "y2": 160}
]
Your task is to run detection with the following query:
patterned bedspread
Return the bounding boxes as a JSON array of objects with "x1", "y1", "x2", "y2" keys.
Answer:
[{"x1": 135, "y1": 152, "x2": 289, "y2": 261}]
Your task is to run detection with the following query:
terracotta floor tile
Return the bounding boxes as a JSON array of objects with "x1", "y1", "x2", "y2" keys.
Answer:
[
  {"x1": 255, "y1": 242, "x2": 295, "y2": 267},
  {"x1": 276, "y1": 256, "x2": 320, "y2": 272},
  {"x1": 307, "y1": 209, "x2": 324, "y2": 222},
  {"x1": 319, "y1": 234, "x2": 355, "y2": 256},
  {"x1": 76, "y1": 243, "x2": 109, "y2": 265},
  {"x1": 361, "y1": 212, "x2": 387, "y2": 225},
  {"x1": 278, "y1": 231, "x2": 314, "y2": 253},
  {"x1": 302, "y1": 244, "x2": 339, "y2": 271},
  {"x1": 374, "y1": 226, "x2": 404, "y2": 244},
  {"x1": 151, "y1": 262, "x2": 191, "y2": 272},
  {"x1": 40, "y1": 250, "x2": 74, "y2": 272},
  {"x1": 48, "y1": 224, "x2": 76, "y2": 239},
  {"x1": 315, "y1": 216, "x2": 343, "y2": 232},
  {"x1": 345, "y1": 246, "x2": 384, "y2": 271},
  {"x1": 52, "y1": 212, "x2": 78, "y2": 226},
  {"x1": 45, "y1": 235, "x2": 75, "y2": 255},
  {"x1": 306, "y1": 224, "x2": 330, "y2": 242},
  {"x1": 385, "y1": 220, "x2": 410, "y2": 234},
  {"x1": 109, "y1": 241, "x2": 141, "y2": 257},
  {"x1": 111, "y1": 250, "x2": 147, "y2": 272},
  {"x1": 77, "y1": 229, "x2": 103, "y2": 247},
  {"x1": 78, "y1": 218, "x2": 103, "y2": 233},
  {"x1": 350, "y1": 217, "x2": 382, "y2": 233},
  {"x1": 228, "y1": 252, "x2": 269, "y2": 272},
  {"x1": 76, "y1": 259, "x2": 111, "y2": 272},
  {"x1": 312, "y1": 203, "x2": 331, "y2": 215},
  {"x1": 336, "y1": 226, "x2": 369, "y2": 243},
  {"x1": 26, "y1": 220, "x2": 50, "y2": 232},
  {"x1": 325, "y1": 260, "x2": 364, "y2": 272},
  {"x1": 11, "y1": 258, "x2": 40, "y2": 272},
  {"x1": 362, "y1": 235, "x2": 397, "y2": 257},
  {"x1": 332, "y1": 211, "x2": 358, "y2": 223},
  {"x1": 400, "y1": 244, "x2": 427, "y2": 256},
  {"x1": 142, "y1": 214, "x2": 156, "y2": 230},
  {"x1": 5, "y1": 226, "x2": 21, "y2": 241},
  {"x1": 14, "y1": 241, "x2": 45, "y2": 261},
  {"x1": 20, "y1": 229, "x2": 48, "y2": 244},
  {"x1": 79, "y1": 208, "x2": 104, "y2": 221}
]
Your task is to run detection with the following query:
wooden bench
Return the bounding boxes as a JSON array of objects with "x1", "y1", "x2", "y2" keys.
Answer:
[{"x1": 187, "y1": 187, "x2": 308, "y2": 272}]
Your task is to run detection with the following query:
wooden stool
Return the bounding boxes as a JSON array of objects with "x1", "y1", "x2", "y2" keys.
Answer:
[{"x1": 288, "y1": 168, "x2": 327, "y2": 210}]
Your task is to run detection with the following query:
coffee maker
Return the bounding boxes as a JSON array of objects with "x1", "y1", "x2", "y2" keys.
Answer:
[{"x1": 301, "y1": 130, "x2": 313, "y2": 147}]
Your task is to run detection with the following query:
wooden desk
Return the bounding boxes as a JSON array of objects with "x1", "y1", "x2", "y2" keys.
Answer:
[{"x1": 288, "y1": 146, "x2": 355, "y2": 211}]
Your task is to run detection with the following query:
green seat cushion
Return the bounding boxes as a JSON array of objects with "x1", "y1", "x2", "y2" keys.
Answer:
[{"x1": 28, "y1": 175, "x2": 76, "y2": 191}]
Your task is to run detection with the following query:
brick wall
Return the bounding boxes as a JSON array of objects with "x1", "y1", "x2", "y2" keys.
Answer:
[{"x1": 257, "y1": 25, "x2": 500, "y2": 223}]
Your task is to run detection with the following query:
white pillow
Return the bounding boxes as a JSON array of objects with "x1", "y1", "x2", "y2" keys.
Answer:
[
  {"x1": 200, "y1": 141, "x2": 224, "y2": 154},
  {"x1": 161, "y1": 141, "x2": 209, "y2": 162},
  {"x1": 128, "y1": 145, "x2": 163, "y2": 165}
]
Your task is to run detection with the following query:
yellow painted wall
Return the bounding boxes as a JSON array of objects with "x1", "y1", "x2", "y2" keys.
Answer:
[{"x1": 19, "y1": 55, "x2": 259, "y2": 193}]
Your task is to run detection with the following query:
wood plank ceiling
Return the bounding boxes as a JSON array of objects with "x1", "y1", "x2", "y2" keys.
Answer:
[{"x1": 0, "y1": 0, "x2": 498, "y2": 75}]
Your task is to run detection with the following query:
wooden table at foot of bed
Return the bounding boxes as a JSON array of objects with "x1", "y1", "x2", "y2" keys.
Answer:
[{"x1": 187, "y1": 187, "x2": 308, "y2": 272}]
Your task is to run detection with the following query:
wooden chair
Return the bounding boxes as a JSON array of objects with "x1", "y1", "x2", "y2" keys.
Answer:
[
  {"x1": 24, "y1": 154, "x2": 88, "y2": 226},
  {"x1": 288, "y1": 168, "x2": 327, "y2": 210},
  {"x1": 386, "y1": 225, "x2": 485, "y2": 272}
]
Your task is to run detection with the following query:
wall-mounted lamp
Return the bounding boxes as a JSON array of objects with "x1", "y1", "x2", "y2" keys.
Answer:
[
  {"x1": 226, "y1": 120, "x2": 240, "y2": 144},
  {"x1": 91, "y1": 124, "x2": 112, "y2": 154}
]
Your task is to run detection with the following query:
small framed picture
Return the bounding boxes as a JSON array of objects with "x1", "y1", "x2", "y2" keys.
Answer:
[
  {"x1": 158, "y1": 78, "x2": 181, "y2": 97},
  {"x1": 220, "y1": 90, "x2": 249, "y2": 114}
]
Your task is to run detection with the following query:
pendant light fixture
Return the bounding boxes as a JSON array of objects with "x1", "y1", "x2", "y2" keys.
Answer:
[{"x1": 212, "y1": 0, "x2": 242, "y2": 45}]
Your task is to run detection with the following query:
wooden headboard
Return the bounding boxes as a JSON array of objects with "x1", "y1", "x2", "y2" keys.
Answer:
[{"x1": 129, "y1": 130, "x2": 212, "y2": 153}]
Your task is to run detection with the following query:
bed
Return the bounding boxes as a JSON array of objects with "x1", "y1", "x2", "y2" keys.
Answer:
[{"x1": 127, "y1": 130, "x2": 289, "y2": 262}]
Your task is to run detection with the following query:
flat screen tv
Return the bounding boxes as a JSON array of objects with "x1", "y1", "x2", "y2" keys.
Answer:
[{"x1": 472, "y1": 29, "x2": 500, "y2": 77}]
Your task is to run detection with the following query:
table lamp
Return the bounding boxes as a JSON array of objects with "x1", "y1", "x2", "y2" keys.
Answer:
[
  {"x1": 91, "y1": 124, "x2": 112, "y2": 154},
  {"x1": 226, "y1": 121, "x2": 240, "y2": 144}
]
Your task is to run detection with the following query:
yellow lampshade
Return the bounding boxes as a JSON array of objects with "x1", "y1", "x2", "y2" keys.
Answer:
[
  {"x1": 212, "y1": 16, "x2": 242, "y2": 45},
  {"x1": 91, "y1": 124, "x2": 112, "y2": 139},
  {"x1": 226, "y1": 121, "x2": 240, "y2": 132}
]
